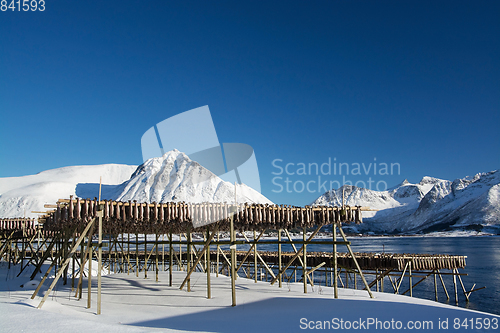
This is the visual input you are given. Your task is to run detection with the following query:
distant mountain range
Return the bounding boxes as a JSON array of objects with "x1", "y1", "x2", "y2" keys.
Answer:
[
  {"x1": 0, "y1": 150, "x2": 271, "y2": 218},
  {"x1": 312, "y1": 170, "x2": 500, "y2": 234},
  {"x1": 1, "y1": 150, "x2": 498, "y2": 235}
]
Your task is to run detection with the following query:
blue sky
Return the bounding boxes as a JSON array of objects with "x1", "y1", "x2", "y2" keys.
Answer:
[{"x1": 1, "y1": 1, "x2": 499, "y2": 206}]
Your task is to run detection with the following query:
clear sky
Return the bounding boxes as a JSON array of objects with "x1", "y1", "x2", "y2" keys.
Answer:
[{"x1": 1, "y1": 1, "x2": 499, "y2": 206}]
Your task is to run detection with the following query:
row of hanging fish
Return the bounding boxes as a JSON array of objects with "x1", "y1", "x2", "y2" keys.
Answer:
[{"x1": 40, "y1": 197, "x2": 365, "y2": 233}]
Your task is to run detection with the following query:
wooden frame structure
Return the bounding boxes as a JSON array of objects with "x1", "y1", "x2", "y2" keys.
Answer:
[{"x1": 0, "y1": 198, "x2": 480, "y2": 314}]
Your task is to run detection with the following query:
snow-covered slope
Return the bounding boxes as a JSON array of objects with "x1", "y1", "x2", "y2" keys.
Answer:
[
  {"x1": 0, "y1": 164, "x2": 138, "y2": 218},
  {"x1": 0, "y1": 150, "x2": 271, "y2": 218},
  {"x1": 312, "y1": 171, "x2": 500, "y2": 234}
]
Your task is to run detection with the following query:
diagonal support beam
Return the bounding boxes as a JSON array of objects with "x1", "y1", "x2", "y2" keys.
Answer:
[
  {"x1": 271, "y1": 225, "x2": 322, "y2": 285},
  {"x1": 37, "y1": 218, "x2": 96, "y2": 309},
  {"x1": 337, "y1": 225, "x2": 374, "y2": 298},
  {"x1": 237, "y1": 231, "x2": 264, "y2": 273},
  {"x1": 365, "y1": 269, "x2": 394, "y2": 290},
  {"x1": 402, "y1": 271, "x2": 433, "y2": 295},
  {"x1": 179, "y1": 227, "x2": 216, "y2": 291}
]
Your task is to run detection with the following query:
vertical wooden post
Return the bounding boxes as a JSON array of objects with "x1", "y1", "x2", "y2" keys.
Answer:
[
  {"x1": 179, "y1": 233, "x2": 183, "y2": 271},
  {"x1": 434, "y1": 270, "x2": 438, "y2": 301},
  {"x1": 87, "y1": 226, "x2": 93, "y2": 309},
  {"x1": 155, "y1": 233, "x2": 159, "y2": 282},
  {"x1": 206, "y1": 227, "x2": 211, "y2": 299},
  {"x1": 162, "y1": 234, "x2": 165, "y2": 272},
  {"x1": 135, "y1": 233, "x2": 139, "y2": 277},
  {"x1": 144, "y1": 233, "x2": 148, "y2": 279},
  {"x1": 409, "y1": 260, "x2": 412, "y2": 297},
  {"x1": 453, "y1": 269, "x2": 458, "y2": 304},
  {"x1": 78, "y1": 235, "x2": 84, "y2": 299},
  {"x1": 113, "y1": 235, "x2": 117, "y2": 274},
  {"x1": 97, "y1": 202, "x2": 103, "y2": 315},
  {"x1": 71, "y1": 247, "x2": 75, "y2": 291},
  {"x1": 333, "y1": 222, "x2": 338, "y2": 299},
  {"x1": 216, "y1": 231, "x2": 220, "y2": 277},
  {"x1": 303, "y1": 227, "x2": 307, "y2": 294},
  {"x1": 278, "y1": 229, "x2": 282, "y2": 288},
  {"x1": 169, "y1": 228, "x2": 173, "y2": 286},
  {"x1": 230, "y1": 205, "x2": 236, "y2": 306},
  {"x1": 253, "y1": 230, "x2": 257, "y2": 283},
  {"x1": 187, "y1": 226, "x2": 191, "y2": 292},
  {"x1": 108, "y1": 236, "x2": 112, "y2": 274},
  {"x1": 121, "y1": 231, "x2": 124, "y2": 273},
  {"x1": 127, "y1": 233, "x2": 130, "y2": 275}
]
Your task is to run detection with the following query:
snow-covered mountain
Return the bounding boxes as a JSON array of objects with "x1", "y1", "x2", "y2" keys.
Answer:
[
  {"x1": 0, "y1": 150, "x2": 271, "y2": 218},
  {"x1": 312, "y1": 170, "x2": 500, "y2": 234},
  {"x1": 114, "y1": 149, "x2": 272, "y2": 205}
]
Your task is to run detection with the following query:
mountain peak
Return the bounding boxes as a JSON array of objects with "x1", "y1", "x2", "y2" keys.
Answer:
[
  {"x1": 118, "y1": 149, "x2": 270, "y2": 205},
  {"x1": 419, "y1": 176, "x2": 446, "y2": 186}
]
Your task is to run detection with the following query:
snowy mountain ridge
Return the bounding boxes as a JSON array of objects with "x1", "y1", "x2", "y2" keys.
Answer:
[
  {"x1": 0, "y1": 150, "x2": 271, "y2": 218},
  {"x1": 312, "y1": 170, "x2": 500, "y2": 234}
]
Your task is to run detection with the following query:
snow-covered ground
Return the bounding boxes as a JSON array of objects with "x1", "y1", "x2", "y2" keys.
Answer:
[{"x1": 1, "y1": 261, "x2": 498, "y2": 332}]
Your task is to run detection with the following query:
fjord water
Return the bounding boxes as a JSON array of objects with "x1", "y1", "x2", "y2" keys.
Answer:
[{"x1": 308, "y1": 236, "x2": 500, "y2": 316}]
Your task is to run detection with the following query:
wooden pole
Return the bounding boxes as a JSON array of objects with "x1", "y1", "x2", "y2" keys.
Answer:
[
  {"x1": 230, "y1": 205, "x2": 236, "y2": 306},
  {"x1": 254, "y1": 230, "x2": 257, "y2": 283},
  {"x1": 206, "y1": 227, "x2": 211, "y2": 299},
  {"x1": 179, "y1": 228, "x2": 216, "y2": 290},
  {"x1": 453, "y1": 269, "x2": 458, "y2": 304},
  {"x1": 303, "y1": 227, "x2": 307, "y2": 294},
  {"x1": 162, "y1": 234, "x2": 165, "y2": 273},
  {"x1": 135, "y1": 233, "x2": 139, "y2": 277},
  {"x1": 127, "y1": 233, "x2": 130, "y2": 275},
  {"x1": 97, "y1": 206, "x2": 103, "y2": 314},
  {"x1": 278, "y1": 229, "x2": 282, "y2": 288},
  {"x1": 87, "y1": 223, "x2": 94, "y2": 309},
  {"x1": 144, "y1": 233, "x2": 148, "y2": 279},
  {"x1": 333, "y1": 222, "x2": 338, "y2": 298},
  {"x1": 187, "y1": 226, "x2": 191, "y2": 292},
  {"x1": 456, "y1": 269, "x2": 470, "y2": 302},
  {"x1": 270, "y1": 226, "x2": 323, "y2": 286},
  {"x1": 179, "y1": 233, "x2": 183, "y2": 271},
  {"x1": 409, "y1": 260, "x2": 413, "y2": 297},
  {"x1": 437, "y1": 270, "x2": 450, "y2": 299},
  {"x1": 31, "y1": 261, "x2": 56, "y2": 299},
  {"x1": 37, "y1": 218, "x2": 96, "y2": 309},
  {"x1": 77, "y1": 234, "x2": 84, "y2": 299},
  {"x1": 97, "y1": 178, "x2": 103, "y2": 315},
  {"x1": 216, "y1": 231, "x2": 220, "y2": 278},
  {"x1": 155, "y1": 233, "x2": 159, "y2": 282},
  {"x1": 71, "y1": 238, "x2": 75, "y2": 291},
  {"x1": 337, "y1": 225, "x2": 374, "y2": 298},
  {"x1": 169, "y1": 228, "x2": 173, "y2": 286},
  {"x1": 434, "y1": 270, "x2": 438, "y2": 301}
]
